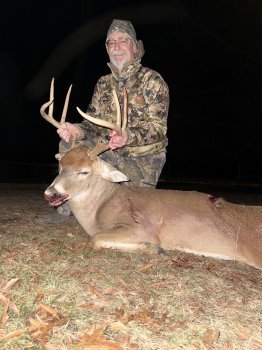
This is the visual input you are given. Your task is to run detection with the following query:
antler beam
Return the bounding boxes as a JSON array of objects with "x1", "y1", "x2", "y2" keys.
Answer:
[
  {"x1": 40, "y1": 78, "x2": 72, "y2": 128},
  {"x1": 76, "y1": 88, "x2": 128, "y2": 135}
]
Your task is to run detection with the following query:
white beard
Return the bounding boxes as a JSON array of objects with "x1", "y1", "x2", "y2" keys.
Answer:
[{"x1": 110, "y1": 50, "x2": 129, "y2": 72}]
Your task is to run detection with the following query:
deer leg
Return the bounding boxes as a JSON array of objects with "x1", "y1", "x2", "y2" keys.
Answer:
[{"x1": 90, "y1": 227, "x2": 163, "y2": 254}]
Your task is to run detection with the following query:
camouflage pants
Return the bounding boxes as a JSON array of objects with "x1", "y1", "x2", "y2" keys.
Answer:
[{"x1": 59, "y1": 140, "x2": 166, "y2": 188}]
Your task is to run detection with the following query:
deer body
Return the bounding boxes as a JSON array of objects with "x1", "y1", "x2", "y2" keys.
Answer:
[
  {"x1": 41, "y1": 80, "x2": 262, "y2": 269},
  {"x1": 45, "y1": 145, "x2": 262, "y2": 270}
]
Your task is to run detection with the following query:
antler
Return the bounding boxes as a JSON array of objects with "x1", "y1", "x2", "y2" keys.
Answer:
[
  {"x1": 87, "y1": 138, "x2": 110, "y2": 160},
  {"x1": 40, "y1": 79, "x2": 128, "y2": 159},
  {"x1": 76, "y1": 88, "x2": 127, "y2": 135},
  {"x1": 77, "y1": 88, "x2": 128, "y2": 159},
  {"x1": 40, "y1": 78, "x2": 72, "y2": 128}
]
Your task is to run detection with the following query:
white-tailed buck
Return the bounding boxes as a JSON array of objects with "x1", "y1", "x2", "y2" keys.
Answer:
[{"x1": 41, "y1": 79, "x2": 262, "y2": 270}]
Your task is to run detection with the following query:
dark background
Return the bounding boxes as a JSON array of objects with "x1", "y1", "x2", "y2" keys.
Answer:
[{"x1": 0, "y1": 0, "x2": 261, "y2": 187}]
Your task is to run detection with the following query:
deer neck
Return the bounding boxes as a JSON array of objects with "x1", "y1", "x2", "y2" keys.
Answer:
[{"x1": 68, "y1": 176, "x2": 121, "y2": 235}]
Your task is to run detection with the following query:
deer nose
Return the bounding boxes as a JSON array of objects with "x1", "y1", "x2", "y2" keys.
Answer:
[{"x1": 44, "y1": 192, "x2": 58, "y2": 202}]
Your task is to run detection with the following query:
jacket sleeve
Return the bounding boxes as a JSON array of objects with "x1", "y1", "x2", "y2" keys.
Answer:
[{"x1": 126, "y1": 72, "x2": 169, "y2": 147}]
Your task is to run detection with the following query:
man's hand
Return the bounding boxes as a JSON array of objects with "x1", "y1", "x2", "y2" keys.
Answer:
[
  {"x1": 57, "y1": 122, "x2": 84, "y2": 143},
  {"x1": 108, "y1": 130, "x2": 128, "y2": 150}
]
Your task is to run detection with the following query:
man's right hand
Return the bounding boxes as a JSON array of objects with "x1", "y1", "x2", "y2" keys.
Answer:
[{"x1": 57, "y1": 122, "x2": 84, "y2": 143}]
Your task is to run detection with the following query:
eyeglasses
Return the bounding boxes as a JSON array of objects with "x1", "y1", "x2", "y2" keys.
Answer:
[{"x1": 106, "y1": 37, "x2": 130, "y2": 48}]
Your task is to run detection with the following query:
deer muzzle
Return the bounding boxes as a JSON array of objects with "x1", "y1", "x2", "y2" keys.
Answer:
[{"x1": 44, "y1": 189, "x2": 69, "y2": 207}]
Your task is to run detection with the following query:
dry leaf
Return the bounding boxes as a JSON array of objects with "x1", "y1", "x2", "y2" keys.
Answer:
[
  {"x1": 235, "y1": 323, "x2": 251, "y2": 341},
  {"x1": 115, "y1": 308, "x2": 125, "y2": 319},
  {"x1": 76, "y1": 342, "x2": 123, "y2": 350},
  {"x1": 27, "y1": 303, "x2": 67, "y2": 342},
  {"x1": 172, "y1": 320, "x2": 188, "y2": 330},
  {"x1": 191, "y1": 339, "x2": 201, "y2": 350},
  {"x1": 35, "y1": 304, "x2": 63, "y2": 319},
  {"x1": 2, "y1": 278, "x2": 19, "y2": 291},
  {"x1": 222, "y1": 340, "x2": 234, "y2": 350},
  {"x1": 120, "y1": 312, "x2": 132, "y2": 324},
  {"x1": 79, "y1": 303, "x2": 92, "y2": 309},
  {"x1": 114, "y1": 307, "x2": 133, "y2": 323},
  {"x1": 78, "y1": 324, "x2": 106, "y2": 345},
  {"x1": 91, "y1": 302, "x2": 106, "y2": 312},
  {"x1": 0, "y1": 300, "x2": 9, "y2": 328},
  {"x1": 77, "y1": 324, "x2": 124, "y2": 348},
  {"x1": 137, "y1": 263, "x2": 154, "y2": 272},
  {"x1": 0, "y1": 328, "x2": 28, "y2": 341},
  {"x1": 0, "y1": 294, "x2": 19, "y2": 314},
  {"x1": 171, "y1": 257, "x2": 193, "y2": 268},
  {"x1": 33, "y1": 292, "x2": 45, "y2": 303},
  {"x1": 88, "y1": 285, "x2": 104, "y2": 298},
  {"x1": 6, "y1": 258, "x2": 21, "y2": 266},
  {"x1": 133, "y1": 307, "x2": 154, "y2": 325},
  {"x1": 201, "y1": 329, "x2": 220, "y2": 349},
  {"x1": 110, "y1": 321, "x2": 128, "y2": 331}
]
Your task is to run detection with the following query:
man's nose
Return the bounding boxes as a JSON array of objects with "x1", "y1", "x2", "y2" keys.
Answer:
[{"x1": 114, "y1": 41, "x2": 121, "y2": 49}]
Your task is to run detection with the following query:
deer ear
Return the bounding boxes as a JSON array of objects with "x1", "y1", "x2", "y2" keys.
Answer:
[
  {"x1": 55, "y1": 151, "x2": 67, "y2": 161},
  {"x1": 55, "y1": 153, "x2": 62, "y2": 160},
  {"x1": 99, "y1": 161, "x2": 129, "y2": 183}
]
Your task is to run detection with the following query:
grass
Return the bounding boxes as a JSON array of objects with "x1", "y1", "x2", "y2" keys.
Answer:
[{"x1": 0, "y1": 183, "x2": 261, "y2": 349}]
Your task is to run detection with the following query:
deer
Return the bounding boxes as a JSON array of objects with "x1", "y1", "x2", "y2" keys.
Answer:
[{"x1": 40, "y1": 79, "x2": 262, "y2": 270}]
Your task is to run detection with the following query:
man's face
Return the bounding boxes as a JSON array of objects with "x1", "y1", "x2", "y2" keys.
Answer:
[{"x1": 106, "y1": 31, "x2": 137, "y2": 71}]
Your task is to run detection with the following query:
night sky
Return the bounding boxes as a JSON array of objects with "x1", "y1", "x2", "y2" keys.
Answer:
[{"x1": 0, "y1": 0, "x2": 261, "y2": 184}]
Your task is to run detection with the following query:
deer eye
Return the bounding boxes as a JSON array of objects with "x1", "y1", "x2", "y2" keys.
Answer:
[{"x1": 78, "y1": 171, "x2": 89, "y2": 175}]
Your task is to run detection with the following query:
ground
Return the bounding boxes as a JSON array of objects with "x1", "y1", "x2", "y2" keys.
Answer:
[{"x1": 0, "y1": 183, "x2": 261, "y2": 350}]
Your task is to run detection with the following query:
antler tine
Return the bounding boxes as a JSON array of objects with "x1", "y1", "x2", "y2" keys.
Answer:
[
  {"x1": 61, "y1": 83, "x2": 72, "y2": 124},
  {"x1": 49, "y1": 77, "x2": 54, "y2": 119},
  {"x1": 121, "y1": 87, "x2": 128, "y2": 132},
  {"x1": 87, "y1": 138, "x2": 110, "y2": 160},
  {"x1": 40, "y1": 100, "x2": 60, "y2": 128},
  {"x1": 76, "y1": 88, "x2": 124, "y2": 134},
  {"x1": 76, "y1": 107, "x2": 119, "y2": 131},
  {"x1": 112, "y1": 89, "x2": 121, "y2": 131},
  {"x1": 40, "y1": 78, "x2": 72, "y2": 129}
]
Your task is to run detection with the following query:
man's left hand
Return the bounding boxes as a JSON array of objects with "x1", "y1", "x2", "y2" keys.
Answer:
[{"x1": 108, "y1": 130, "x2": 128, "y2": 150}]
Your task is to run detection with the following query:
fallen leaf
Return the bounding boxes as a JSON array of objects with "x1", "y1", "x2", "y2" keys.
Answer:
[
  {"x1": 0, "y1": 301, "x2": 9, "y2": 328},
  {"x1": 76, "y1": 342, "x2": 124, "y2": 350},
  {"x1": 0, "y1": 294, "x2": 19, "y2": 314},
  {"x1": 235, "y1": 323, "x2": 251, "y2": 341},
  {"x1": 172, "y1": 320, "x2": 188, "y2": 330},
  {"x1": 171, "y1": 257, "x2": 193, "y2": 268},
  {"x1": 0, "y1": 328, "x2": 28, "y2": 341},
  {"x1": 133, "y1": 307, "x2": 154, "y2": 325},
  {"x1": 79, "y1": 303, "x2": 92, "y2": 309},
  {"x1": 222, "y1": 340, "x2": 234, "y2": 350},
  {"x1": 2, "y1": 278, "x2": 19, "y2": 291},
  {"x1": 78, "y1": 324, "x2": 106, "y2": 345},
  {"x1": 34, "y1": 303, "x2": 61, "y2": 319},
  {"x1": 137, "y1": 263, "x2": 154, "y2": 272},
  {"x1": 201, "y1": 329, "x2": 220, "y2": 349},
  {"x1": 110, "y1": 321, "x2": 128, "y2": 331},
  {"x1": 88, "y1": 285, "x2": 104, "y2": 299},
  {"x1": 91, "y1": 302, "x2": 106, "y2": 312},
  {"x1": 7, "y1": 258, "x2": 21, "y2": 266},
  {"x1": 33, "y1": 291, "x2": 45, "y2": 303},
  {"x1": 27, "y1": 303, "x2": 68, "y2": 342}
]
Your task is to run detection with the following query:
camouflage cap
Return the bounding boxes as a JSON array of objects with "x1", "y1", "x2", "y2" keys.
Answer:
[{"x1": 106, "y1": 19, "x2": 137, "y2": 45}]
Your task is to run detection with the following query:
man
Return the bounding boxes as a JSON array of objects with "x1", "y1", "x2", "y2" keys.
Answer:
[
  {"x1": 58, "y1": 19, "x2": 169, "y2": 188},
  {"x1": 41, "y1": 19, "x2": 169, "y2": 221}
]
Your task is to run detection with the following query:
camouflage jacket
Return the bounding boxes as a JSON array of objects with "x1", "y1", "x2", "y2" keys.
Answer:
[{"x1": 78, "y1": 57, "x2": 169, "y2": 157}]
